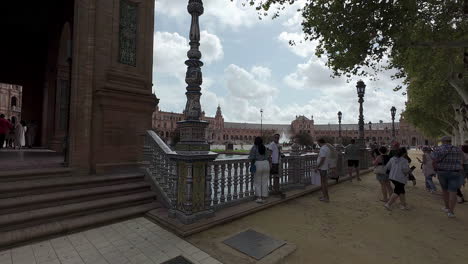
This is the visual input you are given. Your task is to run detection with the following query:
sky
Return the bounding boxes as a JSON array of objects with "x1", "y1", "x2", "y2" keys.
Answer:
[{"x1": 153, "y1": 0, "x2": 407, "y2": 125}]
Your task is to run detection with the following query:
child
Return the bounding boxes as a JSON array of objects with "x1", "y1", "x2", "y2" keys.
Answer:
[{"x1": 417, "y1": 147, "x2": 437, "y2": 193}]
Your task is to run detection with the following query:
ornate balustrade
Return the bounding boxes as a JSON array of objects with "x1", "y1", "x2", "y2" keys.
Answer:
[
  {"x1": 143, "y1": 130, "x2": 178, "y2": 209},
  {"x1": 144, "y1": 131, "x2": 373, "y2": 222}
]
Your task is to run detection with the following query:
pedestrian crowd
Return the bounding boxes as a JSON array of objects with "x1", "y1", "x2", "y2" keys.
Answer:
[
  {"x1": 248, "y1": 133, "x2": 468, "y2": 218},
  {"x1": 0, "y1": 114, "x2": 37, "y2": 149}
]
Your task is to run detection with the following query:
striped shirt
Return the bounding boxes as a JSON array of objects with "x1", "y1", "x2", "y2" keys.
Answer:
[{"x1": 431, "y1": 144, "x2": 463, "y2": 171}]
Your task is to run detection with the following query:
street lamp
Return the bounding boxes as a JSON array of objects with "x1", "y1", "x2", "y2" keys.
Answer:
[
  {"x1": 391, "y1": 106, "x2": 396, "y2": 139},
  {"x1": 337, "y1": 111, "x2": 342, "y2": 138},
  {"x1": 356, "y1": 80, "x2": 366, "y2": 146},
  {"x1": 260, "y1": 108, "x2": 263, "y2": 137}
]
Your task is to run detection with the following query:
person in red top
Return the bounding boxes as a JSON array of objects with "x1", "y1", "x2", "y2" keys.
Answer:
[{"x1": 0, "y1": 114, "x2": 13, "y2": 149}]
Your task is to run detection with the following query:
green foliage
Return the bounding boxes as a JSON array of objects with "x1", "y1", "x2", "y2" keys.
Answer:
[
  {"x1": 242, "y1": 0, "x2": 467, "y2": 78},
  {"x1": 240, "y1": 0, "x2": 467, "y2": 138},
  {"x1": 293, "y1": 132, "x2": 314, "y2": 146}
]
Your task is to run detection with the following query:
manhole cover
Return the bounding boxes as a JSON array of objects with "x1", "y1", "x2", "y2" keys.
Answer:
[
  {"x1": 161, "y1": 255, "x2": 194, "y2": 264},
  {"x1": 223, "y1": 229, "x2": 286, "y2": 260}
]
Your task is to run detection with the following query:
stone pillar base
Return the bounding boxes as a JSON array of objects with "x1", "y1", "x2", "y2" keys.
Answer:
[{"x1": 169, "y1": 208, "x2": 215, "y2": 225}]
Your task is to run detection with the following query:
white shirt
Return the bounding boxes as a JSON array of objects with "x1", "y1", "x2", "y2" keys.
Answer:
[
  {"x1": 385, "y1": 156, "x2": 410, "y2": 184},
  {"x1": 318, "y1": 145, "x2": 330, "y2": 170},
  {"x1": 267, "y1": 142, "x2": 280, "y2": 164}
]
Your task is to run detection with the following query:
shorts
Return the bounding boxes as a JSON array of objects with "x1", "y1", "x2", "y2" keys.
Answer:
[
  {"x1": 348, "y1": 160, "x2": 359, "y2": 168},
  {"x1": 376, "y1": 173, "x2": 389, "y2": 181},
  {"x1": 437, "y1": 171, "x2": 463, "y2": 192},
  {"x1": 391, "y1": 180, "x2": 405, "y2": 195}
]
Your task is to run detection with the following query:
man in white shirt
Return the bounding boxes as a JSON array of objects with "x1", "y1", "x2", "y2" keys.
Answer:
[
  {"x1": 315, "y1": 138, "x2": 331, "y2": 202},
  {"x1": 267, "y1": 134, "x2": 285, "y2": 198}
]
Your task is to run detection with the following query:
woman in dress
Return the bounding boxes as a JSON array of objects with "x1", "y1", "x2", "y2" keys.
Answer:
[
  {"x1": 248, "y1": 137, "x2": 270, "y2": 203},
  {"x1": 373, "y1": 146, "x2": 392, "y2": 202},
  {"x1": 384, "y1": 147, "x2": 411, "y2": 210},
  {"x1": 14, "y1": 120, "x2": 26, "y2": 149}
]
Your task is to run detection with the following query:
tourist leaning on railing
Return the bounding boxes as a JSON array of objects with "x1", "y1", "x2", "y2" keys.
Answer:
[{"x1": 248, "y1": 137, "x2": 271, "y2": 204}]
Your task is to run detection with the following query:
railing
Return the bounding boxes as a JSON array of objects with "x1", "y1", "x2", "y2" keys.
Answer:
[
  {"x1": 144, "y1": 131, "x2": 374, "y2": 220},
  {"x1": 143, "y1": 130, "x2": 178, "y2": 209}
]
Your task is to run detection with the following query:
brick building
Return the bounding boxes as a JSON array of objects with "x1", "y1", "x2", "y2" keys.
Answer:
[
  {"x1": 0, "y1": 83, "x2": 22, "y2": 123},
  {"x1": 153, "y1": 106, "x2": 434, "y2": 146}
]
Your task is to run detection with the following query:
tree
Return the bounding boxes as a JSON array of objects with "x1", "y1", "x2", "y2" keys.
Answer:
[
  {"x1": 239, "y1": 0, "x2": 468, "y2": 142},
  {"x1": 293, "y1": 132, "x2": 314, "y2": 146}
]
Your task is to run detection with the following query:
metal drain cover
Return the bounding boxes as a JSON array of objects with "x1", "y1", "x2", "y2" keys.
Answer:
[
  {"x1": 223, "y1": 229, "x2": 286, "y2": 260},
  {"x1": 161, "y1": 255, "x2": 194, "y2": 264}
]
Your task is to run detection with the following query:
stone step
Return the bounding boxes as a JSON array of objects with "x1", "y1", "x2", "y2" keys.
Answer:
[
  {"x1": 0, "y1": 167, "x2": 73, "y2": 182},
  {"x1": 0, "y1": 201, "x2": 161, "y2": 250},
  {"x1": 0, "y1": 191, "x2": 156, "y2": 231},
  {"x1": 0, "y1": 181, "x2": 151, "y2": 214},
  {"x1": 0, "y1": 172, "x2": 145, "y2": 198}
]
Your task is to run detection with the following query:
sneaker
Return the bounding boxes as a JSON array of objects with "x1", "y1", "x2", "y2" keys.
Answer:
[
  {"x1": 458, "y1": 198, "x2": 466, "y2": 204},
  {"x1": 319, "y1": 197, "x2": 330, "y2": 203},
  {"x1": 447, "y1": 212, "x2": 456, "y2": 218},
  {"x1": 255, "y1": 199, "x2": 264, "y2": 204},
  {"x1": 442, "y1": 207, "x2": 450, "y2": 213},
  {"x1": 384, "y1": 204, "x2": 392, "y2": 211},
  {"x1": 399, "y1": 205, "x2": 409, "y2": 210}
]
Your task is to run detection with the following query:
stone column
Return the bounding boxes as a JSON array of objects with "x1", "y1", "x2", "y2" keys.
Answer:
[{"x1": 170, "y1": 0, "x2": 218, "y2": 224}]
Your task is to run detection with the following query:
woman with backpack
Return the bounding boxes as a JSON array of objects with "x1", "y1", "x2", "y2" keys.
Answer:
[
  {"x1": 384, "y1": 147, "x2": 411, "y2": 210},
  {"x1": 373, "y1": 146, "x2": 393, "y2": 202},
  {"x1": 248, "y1": 137, "x2": 271, "y2": 203}
]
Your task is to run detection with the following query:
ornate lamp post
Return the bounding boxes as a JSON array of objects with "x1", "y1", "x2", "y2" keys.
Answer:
[
  {"x1": 171, "y1": 0, "x2": 217, "y2": 224},
  {"x1": 337, "y1": 111, "x2": 342, "y2": 138},
  {"x1": 260, "y1": 108, "x2": 263, "y2": 137},
  {"x1": 391, "y1": 106, "x2": 396, "y2": 139},
  {"x1": 356, "y1": 80, "x2": 366, "y2": 146}
]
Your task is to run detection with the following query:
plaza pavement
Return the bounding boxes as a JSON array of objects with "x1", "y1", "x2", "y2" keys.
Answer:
[
  {"x1": 0, "y1": 217, "x2": 222, "y2": 264},
  {"x1": 188, "y1": 150, "x2": 468, "y2": 264}
]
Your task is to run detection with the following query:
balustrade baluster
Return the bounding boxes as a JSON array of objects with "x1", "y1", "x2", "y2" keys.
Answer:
[
  {"x1": 220, "y1": 163, "x2": 226, "y2": 203},
  {"x1": 205, "y1": 163, "x2": 213, "y2": 209},
  {"x1": 233, "y1": 163, "x2": 239, "y2": 200},
  {"x1": 227, "y1": 163, "x2": 233, "y2": 201},
  {"x1": 249, "y1": 162, "x2": 254, "y2": 196},
  {"x1": 245, "y1": 162, "x2": 251, "y2": 197},
  {"x1": 213, "y1": 164, "x2": 220, "y2": 205},
  {"x1": 239, "y1": 162, "x2": 244, "y2": 199}
]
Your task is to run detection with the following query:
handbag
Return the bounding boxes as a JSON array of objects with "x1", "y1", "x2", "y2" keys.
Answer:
[
  {"x1": 311, "y1": 170, "x2": 321, "y2": 186},
  {"x1": 250, "y1": 163, "x2": 256, "y2": 174},
  {"x1": 374, "y1": 165, "x2": 386, "y2": 175}
]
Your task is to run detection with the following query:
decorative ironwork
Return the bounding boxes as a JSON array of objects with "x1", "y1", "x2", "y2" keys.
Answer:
[{"x1": 119, "y1": 0, "x2": 138, "y2": 66}]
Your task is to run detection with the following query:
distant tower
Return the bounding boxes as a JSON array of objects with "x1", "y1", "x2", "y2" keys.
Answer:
[{"x1": 215, "y1": 104, "x2": 222, "y2": 118}]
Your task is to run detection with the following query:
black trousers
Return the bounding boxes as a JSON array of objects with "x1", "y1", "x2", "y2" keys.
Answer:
[{"x1": 0, "y1": 134, "x2": 5, "y2": 149}]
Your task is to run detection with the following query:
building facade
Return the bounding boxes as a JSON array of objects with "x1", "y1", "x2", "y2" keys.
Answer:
[
  {"x1": 0, "y1": 83, "x2": 22, "y2": 123},
  {"x1": 153, "y1": 106, "x2": 434, "y2": 146}
]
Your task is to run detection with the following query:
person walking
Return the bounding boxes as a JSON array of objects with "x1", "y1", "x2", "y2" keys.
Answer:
[
  {"x1": 418, "y1": 147, "x2": 437, "y2": 193},
  {"x1": 0, "y1": 114, "x2": 13, "y2": 149},
  {"x1": 249, "y1": 137, "x2": 270, "y2": 203},
  {"x1": 267, "y1": 133, "x2": 285, "y2": 198},
  {"x1": 432, "y1": 136, "x2": 464, "y2": 218},
  {"x1": 373, "y1": 146, "x2": 393, "y2": 202},
  {"x1": 384, "y1": 147, "x2": 411, "y2": 210},
  {"x1": 345, "y1": 139, "x2": 361, "y2": 182},
  {"x1": 401, "y1": 147, "x2": 417, "y2": 186},
  {"x1": 315, "y1": 138, "x2": 331, "y2": 202},
  {"x1": 14, "y1": 120, "x2": 26, "y2": 149},
  {"x1": 25, "y1": 120, "x2": 37, "y2": 148}
]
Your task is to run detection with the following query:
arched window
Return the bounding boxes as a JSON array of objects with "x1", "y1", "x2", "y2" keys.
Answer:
[{"x1": 11, "y1": 97, "x2": 17, "y2": 107}]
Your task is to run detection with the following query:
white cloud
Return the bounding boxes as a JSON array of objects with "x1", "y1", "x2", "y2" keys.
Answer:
[
  {"x1": 224, "y1": 64, "x2": 278, "y2": 100},
  {"x1": 200, "y1": 31, "x2": 224, "y2": 63},
  {"x1": 283, "y1": 57, "x2": 342, "y2": 90},
  {"x1": 155, "y1": 0, "x2": 259, "y2": 29},
  {"x1": 251, "y1": 66, "x2": 272, "y2": 80},
  {"x1": 278, "y1": 32, "x2": 319, "y2": 58},
  {"x1": 153, "y1": 31, "x2": 223, "y2": 80}
]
